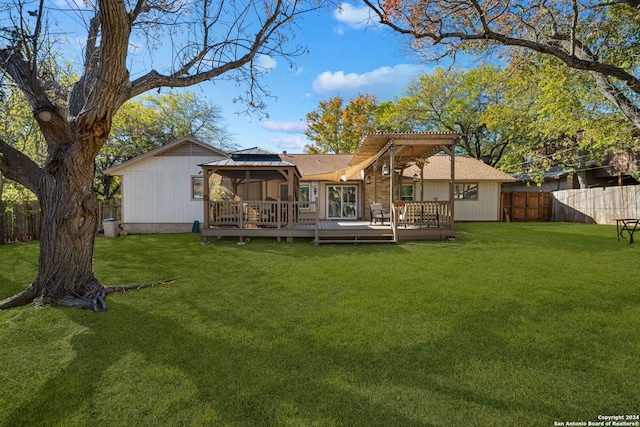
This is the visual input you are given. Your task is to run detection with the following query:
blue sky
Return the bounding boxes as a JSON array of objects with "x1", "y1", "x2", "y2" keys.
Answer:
[
  {"x1": 200, "y1": 3, "x2": 430, "y2": 153},
  {"x1": 48, "y1": 2, "x2": 434, "y2": 153}
]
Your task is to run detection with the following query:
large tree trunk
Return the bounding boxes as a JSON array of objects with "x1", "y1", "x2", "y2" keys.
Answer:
[
  {"x1": 36, "y1": 143, "x2": 105, "y2": 310},
  {"x1": 1, "y1": 137, "x2": 107, "y2": 311}
]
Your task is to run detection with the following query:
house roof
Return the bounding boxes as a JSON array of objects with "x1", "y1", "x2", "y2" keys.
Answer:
[
  {"x1": 279, "y1": 154, "x2": 355, "y2": 177},
  {"x1": 105, "y1": 136, "x2": 513, "y2": 183},
  {"x1": 277, "y1": 153, "x2": 513, "y2": 182},
  {"x1": 295, "y1": 132, "x2": 460, "y2": 182},
  {"x1": 105, "y1": 136, "x2": 228, "y2": 175},
  {"x1": 404, "y1": 155, "x2": 516, "y2": 182}
]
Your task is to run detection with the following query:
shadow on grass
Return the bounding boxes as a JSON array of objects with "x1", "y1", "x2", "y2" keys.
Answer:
[{"x1": 2, "y1": 298, "x2": 576, "y2": 426}]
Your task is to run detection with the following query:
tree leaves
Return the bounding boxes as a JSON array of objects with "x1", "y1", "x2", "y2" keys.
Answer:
[{"x1": 304, "y1": 94, "x2": 379, "y2": 154}]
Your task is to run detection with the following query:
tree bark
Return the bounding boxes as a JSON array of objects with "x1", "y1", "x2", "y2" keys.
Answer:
[
  {"x1": 1, "y1": 0, "x2": 313, "y2": 311},
  {"x1": 1, "y1": 134, "x2": 107, "y2": 311},
  {"x1": 36, "y1": 143, "x2": 104, "y2": 309}
]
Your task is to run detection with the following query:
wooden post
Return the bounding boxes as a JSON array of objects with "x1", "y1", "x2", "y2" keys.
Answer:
[
  {"x1": 449, "y1": 146, "x2": 455, "y2": 227},
  {"x1": 202, "y1": 168, "x2": 210, "y2": 243},
  {"x1": 439, "y1": 144, "x2": 456, "y2": 228},
  {"x1": 389, "y1": 144, "x2": 395, "y2": 208},
  {"x1": 287, "y1": 170, "x2": 294, "y2": 243},
  {"x1": 389, "y1": 143, "x2": 397, "y2": 238}
]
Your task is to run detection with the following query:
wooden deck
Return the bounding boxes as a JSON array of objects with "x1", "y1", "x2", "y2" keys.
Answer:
[
  {"x1": 202, "y1": 200, "x2": 454, "y2": 244},
  {"x1": 202, "y1": 219, "x2": 455, "y2": 244}
]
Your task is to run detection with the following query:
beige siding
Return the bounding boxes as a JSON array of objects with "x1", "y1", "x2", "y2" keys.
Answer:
[{"x1": 423, "y1": 181, "x2": 502, "y2": 221}]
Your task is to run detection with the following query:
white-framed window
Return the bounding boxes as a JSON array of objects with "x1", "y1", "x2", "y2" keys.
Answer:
[
  {"x1": 401, "y1": 184, "x2": 414, "y2": 201},
  {"x1": 299, "y1": 183, "x2": 310, "y2": 202},
  {"x1": 454, "y1": 183, "x2": 478, "y2": 200},
  {"x1": 191, "y1": 175, "x2": 204, "y2": 200}
]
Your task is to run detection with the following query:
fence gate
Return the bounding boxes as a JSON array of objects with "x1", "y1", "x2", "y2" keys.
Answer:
[{"x1": 502, "y1": 192, "x2": 552, "y2": 222}]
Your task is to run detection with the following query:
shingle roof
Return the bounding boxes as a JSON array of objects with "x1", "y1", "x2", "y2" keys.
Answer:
[
  {"x1": 404, "y1": 155, "x2": 515, "y2": 182},
  {"x1": 277, "y1": 153, "x2": 514, "y2": 182},
  {"x1": 279, "y1": 154, "x2": 354, "y2": 177},
  {"x1": 105, "y1": 137, "x2": 228, "y2": 175}
]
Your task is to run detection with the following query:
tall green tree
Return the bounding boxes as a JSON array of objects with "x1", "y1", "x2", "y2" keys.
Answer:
[
  {"x1": 96, "y1": 91, "x2": 234, "y2": 199},
  {"x1": 394, "y1": 65, "x2": 509, "y2": 166},
  {"x1": 372, "y1": 100, "x2": 413, "y2": 133},
  {"x1": 0, "y1": 85, "x2": 45, "y2": 206},
  {"x1": 0, "y1": 0, "x2": 322, "y2": 311},
  {"x1": 486, "y1": 54, "x2": 638, "y2": 186},
  {"x1": 137, "y1": 91, "x2": 234, "y2": 148},
  {"x1": 364, "y1": 0, "x2": 640, "y2": 134},
  {"x1": 304, "y1": 94, "x2": 379, "y2": 154}
]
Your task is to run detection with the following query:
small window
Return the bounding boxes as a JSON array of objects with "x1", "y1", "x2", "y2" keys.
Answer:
[
  {"x1": 191, "y1": 176, "x2": 204, "y2": 200},
  {"x1": 401, "y1": 184, "x2": 414, "y2": 201},
  {"x1": 299, "y1": 183, "x2": 310, "y2": 202},
  {"x1": 455, "y1": 183, "x2": 478, "y2": 200}
]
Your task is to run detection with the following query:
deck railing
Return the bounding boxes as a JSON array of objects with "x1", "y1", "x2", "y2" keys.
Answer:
[
  {"x1": 394, "y1": 201, "x2": 452, "y2": 228},
  {"x1": 208, "y1": 200, "x2": 317, "y2": 229}
]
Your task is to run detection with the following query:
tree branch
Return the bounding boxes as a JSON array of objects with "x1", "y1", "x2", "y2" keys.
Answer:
[
  {"x1": 129, "y1": 0, "x2": 292, "y2": 98},
  {"x1": 104, "y1": 279, "x2": 176, "y2": 295},
  {"x1": 0, "y1": 138, "x2": 43, "y2": 196},
  {"x1": 0, "y1": 48, "x2": 69, "y2": 145},
  {"x1": 365, "y1": 0, "x2": 640, "y2": 125}
]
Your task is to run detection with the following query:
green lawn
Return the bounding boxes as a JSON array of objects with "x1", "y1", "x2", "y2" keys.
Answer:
[{"x1": 1, "y1": 223, "x2": 638, "y2": 426}]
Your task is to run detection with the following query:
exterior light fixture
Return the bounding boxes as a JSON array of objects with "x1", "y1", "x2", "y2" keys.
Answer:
[
  {"x1": 366, "y1": 176, "x2": 371, "y2": 185},
  {"x1": 412, "y1": 173, "x2": 420, "y2": 182},
  {"x1": 381, "y1": 162, "x2": 390, "y2": 176}
]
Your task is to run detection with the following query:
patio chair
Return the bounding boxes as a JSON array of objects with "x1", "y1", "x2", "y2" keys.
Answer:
[
  {"x1": 370, "y1": 203, "x2": 391, "y2": 225},
  {"x1": 395, "y1": 203, "x2": 408, "y2": 228}
]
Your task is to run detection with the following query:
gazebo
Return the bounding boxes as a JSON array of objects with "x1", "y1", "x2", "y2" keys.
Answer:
[{"x1": 200, "y1": 148, "x2": 311, "y2": 241}]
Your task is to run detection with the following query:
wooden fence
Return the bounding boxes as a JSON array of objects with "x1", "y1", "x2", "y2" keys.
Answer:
[
  {"x1": 0, "y1": 201, "x2": 41, "y2": 244},
  {"x1": 0, "y1": 199, "x2": 121, "y2": 244},
  {"x1": 501, "y1": 192, "x2": 553, "y2": 222},
  {"x1": 552, "y1": 185, "x2": 640, "y2": 224},
  {"x1": 98, "y1": 199, "x2": 121, "y2": 222}
]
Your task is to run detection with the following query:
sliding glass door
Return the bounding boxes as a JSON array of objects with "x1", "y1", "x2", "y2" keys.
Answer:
[{"x1": 327, "y1": 185, "x2": 357, "y2": 219}]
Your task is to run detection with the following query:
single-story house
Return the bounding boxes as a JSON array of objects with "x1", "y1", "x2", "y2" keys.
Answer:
[
  {"x1": 106, "y1": 133, "x2": 515, "y2": 240},
  {"x1": 104, "y1": 137, "x2": 228, "y2": 233}
]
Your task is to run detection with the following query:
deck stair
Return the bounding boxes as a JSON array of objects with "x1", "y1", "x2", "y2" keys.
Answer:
[{"x1": 314, "y1": 223, "x2": 395, "y2": 244}]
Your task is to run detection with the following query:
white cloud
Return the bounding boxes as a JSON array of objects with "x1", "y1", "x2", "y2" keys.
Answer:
[
  {"x1": 254, "y1": 55, "x2": 277, "y2": 71},
  {"x1": 312, "y1": 64, "x2": 421, "y2": 98},
  {"x1": 260, "y1": 121, "x2": 307, "y2": 134},
  {"x1": 332, "y1": 3, "x2": 378, "y2": 30},
  {"x1": 53, "y1": 0, "x2": 86, "y2": 7},
  {"x1": 268, "y1": 137, "x2": 308, "y2": 151}
]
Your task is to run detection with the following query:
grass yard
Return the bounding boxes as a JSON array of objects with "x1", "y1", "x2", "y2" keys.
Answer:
[{"x1": 0, "y1": 222, "x2": 639, "y2": 426}]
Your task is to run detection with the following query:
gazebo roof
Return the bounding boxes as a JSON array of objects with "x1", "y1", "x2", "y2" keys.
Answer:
[
  {"x1": 200, "y1": 146, "x2": 301, "y2": 180},
  {"x1": 201, "y1": 146, "x2": 297, "y2": 168}
]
